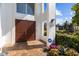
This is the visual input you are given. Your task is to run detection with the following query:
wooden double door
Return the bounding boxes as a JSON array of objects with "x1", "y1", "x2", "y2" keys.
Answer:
[{"x1": 15, "y1": 19, "x2": 36, "y2": 42}]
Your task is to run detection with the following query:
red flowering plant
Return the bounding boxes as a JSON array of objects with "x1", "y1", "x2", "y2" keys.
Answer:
[
  {"x1": 47, "y1": 43, "x2": 59, "y2": 56},
  {"x1": 50, "y1": 43, "x2": 58, "y2": 49}
]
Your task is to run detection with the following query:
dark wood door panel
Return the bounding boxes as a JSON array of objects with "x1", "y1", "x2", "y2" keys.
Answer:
[
  {"x1": 26, "y1": 21, "x2": 36, "y2": 41},
  {"x1": 16, "y1": 20, "x2": 26, "y2": 33},
  {"x1": 16, "y1": 32, "x2": 26, "y2": 42},
  {"x1": 15, "y1": 19, "x2": 36, "y2": 42}
]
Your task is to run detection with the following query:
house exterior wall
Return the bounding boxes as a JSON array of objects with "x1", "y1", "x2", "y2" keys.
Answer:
[
  {"x1": 35, "y1": 3, "x2": 56, "y2": 46},
  {"x1": 0, "y1": 4, "x2": 2, "y2": 38},
  {"x1": 16, "y1": 13, "x2": 34, "y2": 21},
  {"x1": 35, "y1": 3, "x2": 48, "y2": 42},
  {"x1": 0, "y1": 3, "x2": 55, "y2": 47},
  {"x1": 15, "y1": 4, "x2": 35, "y2": 21},
  {"x1": 0, "y1": 3, "x2": 35, "y2": 47},
  {"x1": 0, "y1": 3, "x2": 16, "y2": 47}
]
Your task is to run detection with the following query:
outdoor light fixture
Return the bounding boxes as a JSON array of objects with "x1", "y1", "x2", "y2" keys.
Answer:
[
  {"x1": 49, "y1": 19, "x2": 55, "y2": 27},
  {"x1": 50, "y1": 19, "x2": 54, "y2": 23}
]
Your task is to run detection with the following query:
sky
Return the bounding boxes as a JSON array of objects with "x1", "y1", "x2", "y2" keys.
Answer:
[
  {"x1": 56, "y1": 3, "x2": 75, "y2": 25},
  {"x1": 44, "y1": 3, "x2": 47, "y2": 12}
]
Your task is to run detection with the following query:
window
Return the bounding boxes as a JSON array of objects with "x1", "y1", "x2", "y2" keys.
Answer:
[
  {"x1": 44, "y1": 23, "x2": 47, "y2": 36},
  {"x1": 17, "y1": 3, "x2": 27, "y2": 14},
  {"x1": 44, "y1": 3, "x2": 47, "y2": 12},
  {"x1": 27, "y1": 3, "x2": 34, "y2": 15},
  {"x1": 17, "y1": 3, "x2": 34, "y2": 15}
]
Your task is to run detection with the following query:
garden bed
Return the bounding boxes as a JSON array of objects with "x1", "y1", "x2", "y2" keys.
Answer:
[
  {"x1": 56, "y1": 32, "x2": 79, "y2": 53},
  {"x1": 47, "y1": 46, "x2": 79, "y2": 56}
]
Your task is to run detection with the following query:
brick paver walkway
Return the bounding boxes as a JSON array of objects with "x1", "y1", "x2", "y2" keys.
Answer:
[{"x1": 3, "y1": 40, "x2": 47, "y2": 56}]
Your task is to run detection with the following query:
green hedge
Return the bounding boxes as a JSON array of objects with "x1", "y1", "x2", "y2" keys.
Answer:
[
  {"x1": 56, "y1": 33, "x2": 79, "y2": 52},
  {"x1": 56, "y1": 30, "x2": 66, "y2": 34}
]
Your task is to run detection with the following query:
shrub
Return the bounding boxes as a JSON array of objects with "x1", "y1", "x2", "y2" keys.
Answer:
[
  {"x1": 74, "y1": 31, "x2": 79, "y2": 36},
  {"x1": 47, "y1": 49, "x2": 59, "y2": 56},
  {"x1": 56, "y1": 30, "x2": 66, "y2": 34},
  {"x1": 64, "y1": 49, "x2": 79, "y2": 56},
  {"x1": 47, "y1": 46, "x2": 79, "y2": 56},
  {"x1": 56, "y1": 33, "x2": 79, "y2": 52}
]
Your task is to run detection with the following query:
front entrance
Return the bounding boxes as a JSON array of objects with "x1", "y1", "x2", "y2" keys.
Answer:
[{"x1": 15, "y1": 19, "x2": 36, "y2": 42}]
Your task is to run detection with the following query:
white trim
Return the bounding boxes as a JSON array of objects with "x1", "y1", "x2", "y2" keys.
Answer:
[{"x1": 42, "y1": 21, "x2": 47, "y2": 36}]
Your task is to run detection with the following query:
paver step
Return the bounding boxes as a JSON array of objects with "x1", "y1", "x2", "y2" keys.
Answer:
[{"x1": 27, "y1": 40, "x2": 44, "y2": 46}]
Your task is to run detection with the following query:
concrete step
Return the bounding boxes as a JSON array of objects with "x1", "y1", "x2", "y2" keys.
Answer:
[
  {"x1": 2, "y1": 40, "x2": 47, "y2": 56},
  {"x1": 3, "y1": 40, "x2": 46, "y2": 51},
  {"x1": 27, "y1": 40, "x2": 44, "y2": 45},
  {"x1": 26, "y1": 40, "x2": 46, "y2": 49}
]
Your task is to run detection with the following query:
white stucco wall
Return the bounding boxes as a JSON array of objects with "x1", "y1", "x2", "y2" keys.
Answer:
[
  {"x1": 35, "y1": 13, "x2": 48, "y2": 41},
  {"x1": 16, "y1": 13, "x2": 34, "y2": 21},
  {"x1": 35, "y1": 3, "x2": 48, "y2": 42},
  {"x1": 0, "y1": 3, "x2": 16, "y2": 47},
  {"x1": 35, "y1": 3, "x2": 56, "y2": 46},
  {"x1": 0, "y1": 3, "x2": 35, "y2": 47},
  {"x1": 15, "y1": 4, "x2": 35, "y2": 21},
  {"x1": 0, "y1": 4, "x2": 2, "y2": 38}
]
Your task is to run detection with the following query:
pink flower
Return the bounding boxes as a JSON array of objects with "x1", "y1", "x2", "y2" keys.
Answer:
[{"x1": 50, "y1": 44, "x2": 58, "y2": 49}]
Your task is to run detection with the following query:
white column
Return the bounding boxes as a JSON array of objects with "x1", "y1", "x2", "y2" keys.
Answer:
[
  {"x1": 35, "y1": 3, "x2": 44, "y2": 15},
  {"x1": 35, "y1": 3, "x2": 42, "y2": 40},
  {"x1": 35, "y1": 3, "x2": 40, "y2": 15},
  {"x1": 47, "y1": 3, "x2": 56, "y2": 47},
  {"x1": 40, "y1": 3, "x2": 44, "y2": 14}
]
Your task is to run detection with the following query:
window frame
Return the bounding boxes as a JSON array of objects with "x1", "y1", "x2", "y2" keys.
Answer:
[{"x1": 16, "y1": 3, "x2": 35, "y2": 15}]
